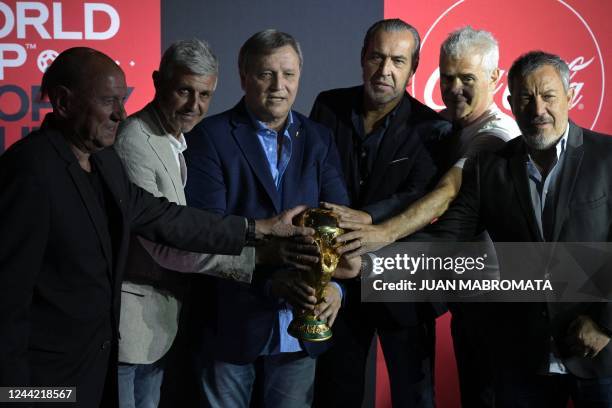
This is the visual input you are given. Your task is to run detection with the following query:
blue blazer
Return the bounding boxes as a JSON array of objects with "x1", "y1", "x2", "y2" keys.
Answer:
[{"x1": 185, "y1": 100, "x2": 349, "y2": 363}]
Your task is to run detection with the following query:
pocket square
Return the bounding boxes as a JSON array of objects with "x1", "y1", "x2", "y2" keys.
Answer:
[{"x1": 389, "y1": 157, "x2": 410, "y2": 164}]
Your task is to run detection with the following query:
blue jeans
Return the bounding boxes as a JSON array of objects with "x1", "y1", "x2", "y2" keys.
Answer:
[
  {"x1": 117, "y1": 360, "x2": 165, "y2": 408},
  {"x1": 198, "y1": 352, "x2": 315, "y2": 408},
  {"x1": 496, "y1": 371, "x2": 612, "y2": 407}
]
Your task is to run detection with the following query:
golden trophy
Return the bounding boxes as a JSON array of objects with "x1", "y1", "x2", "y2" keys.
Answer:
[{"x1": 287, "y1": 208, "x2": 344, "y2": 342}]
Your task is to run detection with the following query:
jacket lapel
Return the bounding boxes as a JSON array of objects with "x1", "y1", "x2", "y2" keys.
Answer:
[
  {"x1": 508, "y1": 139, "x2": 543, "y2": 241},
  {"x1": 551, "y1": 123, "x2": 584, "y2": 241},
  {"x1": 48, "y1": 131, "x2": 114, "y2": 281},
  {"x1": 230, "y1": 102, "x2": 281, "y2": 212},
  {"x1": 142, "y1": 104, "x2": 186, "y2": 205},
  {"x1": 281, "y1": 115, "x2": 304, "y2": 208}
]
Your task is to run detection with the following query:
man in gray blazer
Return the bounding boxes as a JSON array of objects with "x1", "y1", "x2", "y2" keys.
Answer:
[{"x1": 113, "y1": 39, "x2": 256, "y2": 408}]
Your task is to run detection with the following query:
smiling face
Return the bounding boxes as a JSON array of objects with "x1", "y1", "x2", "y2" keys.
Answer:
[
  {"x1": 439, "y1": 50, "x2": 498, "y2": 126},
  {"x1": 69, "y1": 65, "x2": 128, "y2": 152},
  {"x1": 241, "y1": 45, "x2": 300, "y2": 131},
  {"x1": 509, "y1": 64, "x2": 573, "y2": 150},
  {"x1": 155, "y1": 67, "x2": 217, "y2": 137},
  {"x1": 361, "y1": 29, "x2": 416, "y2": 107}
]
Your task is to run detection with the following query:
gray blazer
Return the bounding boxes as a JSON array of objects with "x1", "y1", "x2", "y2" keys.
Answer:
[{"x1": 114, "y1": 103, "x2": 255, "y2": 364}]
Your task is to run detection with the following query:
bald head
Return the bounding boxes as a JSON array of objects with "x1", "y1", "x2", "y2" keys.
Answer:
[
  {"x1": 41, "y1": 47, "x2": 124, "y2": 104},
  {"x1": 40, "y1": 47, "x2": 128, "y2": 155}
]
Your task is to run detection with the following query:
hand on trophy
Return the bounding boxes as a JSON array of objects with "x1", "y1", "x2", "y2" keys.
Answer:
[
  {"x1": 255, "y1": 205, "x2": 315, "y2": 239},
  {"x1": 321, "y1": 202, "x2": 372, "y2": 224},
  {"x1": 256, "y1": 235, "x2": 320, "y2": 271},
  {"x1": 269, "y1": 271, "x2": 317, "y2": 311},
  {"x1": 314, "y1": 283, "x2": 342, "y2": 327},
  {"x1": 331, "y1": 254, "x2": 363, "y2": 280},
  {"x1": 333, "y1": 222, "x2": 392, "y2": 259}
]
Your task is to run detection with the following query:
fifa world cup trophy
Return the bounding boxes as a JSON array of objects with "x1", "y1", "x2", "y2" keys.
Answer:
[{"x1": 288, "y1": 208, "x2": 344, "y2": 341}]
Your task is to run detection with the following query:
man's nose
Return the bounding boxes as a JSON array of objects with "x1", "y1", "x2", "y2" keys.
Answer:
[
  {"x1": 378, "y1": 57, "x2": 393, "y2": 77},
  {"x1": 270, "y1": 73, "x2": 282, "y2": 90},
  {"x1": 534, "y1": 96, "x2": 547, "y2": 116}
]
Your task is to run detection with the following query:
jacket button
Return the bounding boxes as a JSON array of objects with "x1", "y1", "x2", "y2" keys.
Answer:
[{"x1": 101, "y1": 340, "x2": 111, "y2": 350}]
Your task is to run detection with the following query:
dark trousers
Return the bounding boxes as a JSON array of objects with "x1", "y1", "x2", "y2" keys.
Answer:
[
  {"x1": 496, "y1": 370, "x2": 612, "y2": 408},
  {"x1": 314, "y1": 303, "x2": 435, "y2": 408},
  {"x1": 450, "y1": 303, "x2": 495, "y2": 408}
]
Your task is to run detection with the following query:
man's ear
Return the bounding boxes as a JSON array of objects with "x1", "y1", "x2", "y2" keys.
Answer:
[
  {"x1": 490, "y1": 67, "x2": 501, "y2": 88},
  {"x1": 53, "y1": 86, "x2": 74, "y2": 119},
  {"x1": 240, "y1": 72, "x2": 247, "y2": 91},
  {"x1": 507, "y1": 93, "x2": 515, "y2": 116},
  {"x1": 566, "y1": 86, "x2": 575, "y2": 106}
]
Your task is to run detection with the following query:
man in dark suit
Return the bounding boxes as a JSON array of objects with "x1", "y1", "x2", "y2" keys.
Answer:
[
  {"x1": 0, "y1": 47, "x2": 310, "y2": 408},
  {"x1": 406, "y1": 51, "x2": 612, "y2": 406},
  {"x1": 185, "y1": 30, "x2": 350, "y2": 408},
  {"x1": 310, "y1": 19, "x2": 449, "y2": 408}
]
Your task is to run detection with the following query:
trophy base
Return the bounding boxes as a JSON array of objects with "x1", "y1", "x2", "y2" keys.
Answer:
[{"x1": 287, "y1": 316, "x2": 332, "y2": 342}]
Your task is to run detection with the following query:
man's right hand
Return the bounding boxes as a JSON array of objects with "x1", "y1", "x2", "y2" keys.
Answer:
[
  {"x1": 256, "y1": 235, "x2": 319, "y2": 271},
  {"x1": 255, "y1": 205, "x2": 314, "y2": 239},
  {"x1": 333, "y1": 222, "x2": 393, "y2": 259},
  {"x1": 269, "y1": 271, "x2": 317, "y2": 311}
]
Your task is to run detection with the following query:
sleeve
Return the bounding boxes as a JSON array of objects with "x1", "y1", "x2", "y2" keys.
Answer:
[
  {"x1": 462, "y1": 132, "x2": 508, "y2": 160},
  {"x1": 362, "y1": 141, "x2": 438, "y2": 224},
  {"x1": 0, "y1": 164, "x2": 49, "y2": 386},
  {"x1": 411, "y1": 155, "x2": 484, "y2": 242},
  {"x1": 138, "y1": 237, "x2": 255, "y2": 283},
  {"x1": 319, "y1": 127, "x2": 350, "y2": 206},
  {"x1": 123, "y1": 168, "x2": 246, "y2": 256},
  {"x1": 116, "y1": 123, "x2": 255, "y2": 281}
]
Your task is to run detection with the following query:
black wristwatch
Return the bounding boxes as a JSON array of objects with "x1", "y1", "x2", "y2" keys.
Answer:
[{"x1": 245, "y1": 218, "x2": 257, "y2": 246}]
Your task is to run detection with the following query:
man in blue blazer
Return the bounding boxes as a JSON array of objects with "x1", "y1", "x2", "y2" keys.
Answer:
[{"x1": 184, "y1": 30, "x2": 350, "y2": 408}]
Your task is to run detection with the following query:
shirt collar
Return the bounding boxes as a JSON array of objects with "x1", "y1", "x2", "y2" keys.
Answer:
[
  {"x1": 526, "y1": 123, "x2": 569, "y2": 180},
  {"x1": 167, "y1": 131, "x2": 187, "y2": 154},
  {"x1": 246, "y1": 106, "x2": 294, "y2": 135}
]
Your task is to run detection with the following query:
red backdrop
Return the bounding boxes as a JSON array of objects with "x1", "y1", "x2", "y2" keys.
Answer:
[{"x1": 0, "y1": 0, "x2": 160, "y2": 151}]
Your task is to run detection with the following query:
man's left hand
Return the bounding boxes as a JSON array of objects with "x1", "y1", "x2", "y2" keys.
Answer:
[
  {"x1": 315, "y1": 283, "x2": 342, "y2": 327},
  {"x1": 567, "y1": 315, "x2": 611, "y2": 358},
  {"x1": 255, "y1": 205, "x2": 314, "y2": 239},
  {"x1": 269, "y1": 272, "x2": 317, "y2": 311},
  {"x1": 321, "y1": 202, "x2": 372, "y2": 224}
]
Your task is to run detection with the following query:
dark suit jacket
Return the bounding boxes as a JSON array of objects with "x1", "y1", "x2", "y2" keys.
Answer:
[
  {"x1": 310, "y1": 86, "x2": 449, "y2": 326},
  {"x1": 184, "y1": 100, "x2": 349, "y2": 363},
  {"x1": 0, "y1": 116, "x2": 247, "y2": 407},
  {"x1": 422, "y1": 123, "x2": 612, "y2": 378}
]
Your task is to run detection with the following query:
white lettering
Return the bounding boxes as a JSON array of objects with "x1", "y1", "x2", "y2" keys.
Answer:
[
  {"x1": 17, "y1": 2, "x2": 50, "y2": 39},
  {"x1": 0, "y1": 2, "x2": 15, "y2": 38},
  {"x1": 0, "y1": 43, "x2": 27, "y2": 80},
  {"x1": 53, "y1": 3, "x2": 81, "y2": 39},
  {"x1": 423, "y1": 67, "x2": 445, "y2": 110},
  {"x1": 84, "y1": 3, "x2": 119, "y2": 40}
]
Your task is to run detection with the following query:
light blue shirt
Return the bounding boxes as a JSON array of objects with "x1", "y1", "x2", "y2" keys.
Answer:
[
  {"x1": 526, "y1": 125, "x2": 569, "y2": 374},
  {"x1": 247, "y1": 109, "x2": 300, "y2": 353}
]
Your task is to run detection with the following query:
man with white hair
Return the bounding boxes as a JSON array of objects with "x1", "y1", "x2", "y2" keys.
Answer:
[{"x1": 334, "y1": 26, "x2": 520, "y2": 407}]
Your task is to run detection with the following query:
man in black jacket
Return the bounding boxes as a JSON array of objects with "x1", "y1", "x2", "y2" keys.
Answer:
[
  {"x1": 0, "y1": 47, "x2": 309, "y2": 408},
  {"x1": 310, "y1": 19, "x2": 449, "y2": 407}
]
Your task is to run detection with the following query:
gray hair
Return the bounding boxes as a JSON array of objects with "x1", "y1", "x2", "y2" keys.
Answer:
[
  {"x1": 158, "y1": 39, "x2": 218, "y2": 81},
  {"x1": 440, "y1": 26, "x2": 499, "y2": 76},
  {"x1": 508, "y1": 51, "x2": 570, "y2": 94},
  {"x1": 362, "y1": 18, "x2": 421, "y2": 73},
  {"x1": 238, "y1": 29, "x2": 303, "y2": 76}
]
